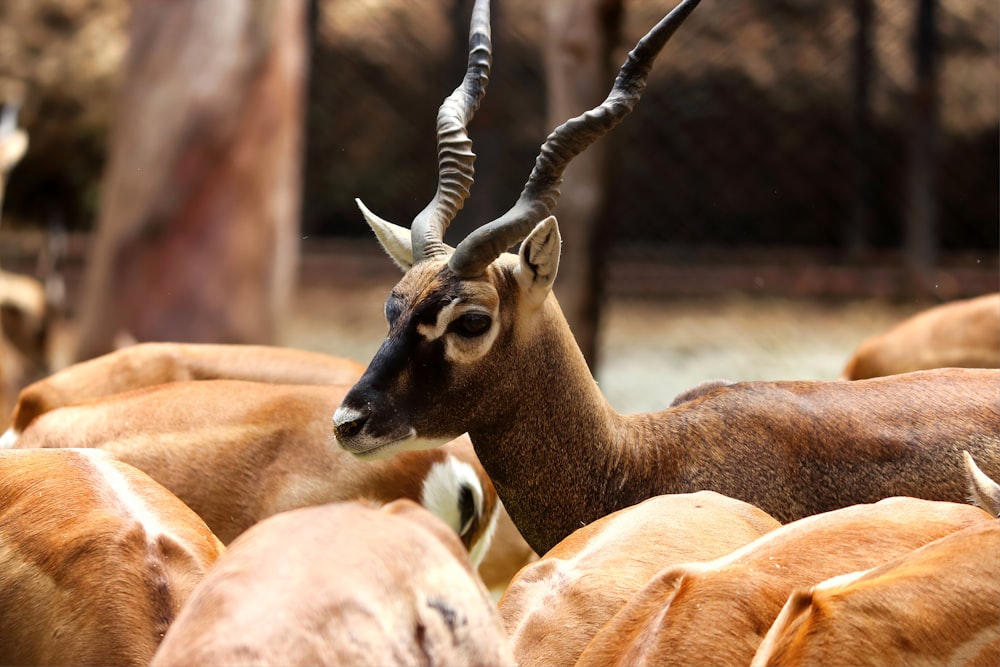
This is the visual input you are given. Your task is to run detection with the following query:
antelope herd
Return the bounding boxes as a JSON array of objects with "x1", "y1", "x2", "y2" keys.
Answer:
[{"x1": 1, "y1": 0, "x2": 998, "y2": 665}]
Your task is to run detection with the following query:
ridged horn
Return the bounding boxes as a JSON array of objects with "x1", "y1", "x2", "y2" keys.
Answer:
[
  {"x1": 410, "y1": 0, "x2": 493, "y2": 262},
  {"x1": 449, "y1": 0, "x2": 700, "y2": 278}
]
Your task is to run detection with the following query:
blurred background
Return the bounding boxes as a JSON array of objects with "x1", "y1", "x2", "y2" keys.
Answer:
[{"x1": 0, "y1": 0, "x2": 996, "y2": 413}]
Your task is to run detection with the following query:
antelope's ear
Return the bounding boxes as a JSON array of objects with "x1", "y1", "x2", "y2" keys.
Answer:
[
  {"x1": 515, "y1": 216, "x2": 561, "y2": 305},
  {"x1": 356, "y1": 198, "x2": 414, "y2": 271}
]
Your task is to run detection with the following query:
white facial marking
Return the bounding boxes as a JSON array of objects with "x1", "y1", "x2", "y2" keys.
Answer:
[
  {"x1": 332, "y1": 404, "x2": 364, "y2": 430},
  {"x1": 416, "y1": 299, "x2": 499, "y2": 364},
  {"x1": 417, "y1": 299, "x2": 459, "y2": 342}
]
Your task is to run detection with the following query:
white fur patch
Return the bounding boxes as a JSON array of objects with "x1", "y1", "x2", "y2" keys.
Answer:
[
  {"x1": 0, "y1": 428, "x2": 19, "y2": 449},
  {"x1": 416, "y1": 299, "x2": 500, "y2": 364},
  {"x1": 85, "y1": 450, "x2": 176, "y2": 544},
  {"x1": 420, "y1": 456, "x2": 498, "y2": 566}
]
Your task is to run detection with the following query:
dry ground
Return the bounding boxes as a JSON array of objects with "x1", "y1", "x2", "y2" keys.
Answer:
[{"x1": 286, "y1": 279, "x2": 924, "y2": 414}]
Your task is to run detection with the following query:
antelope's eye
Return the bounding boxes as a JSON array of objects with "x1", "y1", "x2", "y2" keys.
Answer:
[{"x1": 449, "y1": 313, "x2": 492, "y2": 338}]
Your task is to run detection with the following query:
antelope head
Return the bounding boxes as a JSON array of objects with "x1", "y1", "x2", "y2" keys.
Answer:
[{"x1": 333, "y1": 0, "x2": 700, "y2": 460}]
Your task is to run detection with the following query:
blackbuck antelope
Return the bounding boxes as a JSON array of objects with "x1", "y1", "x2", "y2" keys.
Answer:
[
  {"x1": 1, "y1": 341, "x2": 367, "y2": 441},
  {"x1": 749, "y1": 519, "x2": 1000, "y2": 667},
  {"x1": 841, "y1": 293, "x2": 1000, "y2": 380},
  {"x1": 0, "y1": 448, "x2": 224, "y2": 666},
  {"x1": 498, "y1": 491, "x2": 780, "y2": 667},
  {"x1": 151, "y1": 499, "x2": 515, "y2": 667},
  {"x1": 573, "y1": 497, "x2": 992, "y2": 667},
  {"x1": 332, "y1": 0, "x2": 1000, "y2": 555},
  {"x1": 12, "y1": 380, "x2": 500, "y2": 567}
]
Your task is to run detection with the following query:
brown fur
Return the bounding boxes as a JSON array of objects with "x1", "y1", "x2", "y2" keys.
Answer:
[
  {"x1": 499, "y1": 491, "x2": 780, "y2": 667},
  {"x1": 0, "y1": 448, "x2": 223, "y2": 666},
  {"x1": 12, "y1": 380, "x2": 497, "y2": 553},
  {"x1": 477, "y1": 501, "x2": 538, "y2": 595},
  {"x1": 842, "y1": 293, "x2": 1000, "y2": 380},
  {"x1": 337, "y1": 254, "x2": 1000, "y2": 556},
  {"x1": 327, "y1": 0, "x2": 1000, "y2": 558},
  {"x1": 573, "y1": 497, "x2": 993, "y2": 667},
  {"x1": 150, "y1": 499, "x2": 515, "y2": 667},
  {"x1": 751, "y1": 520, "x2": 1000, "y2": 667},
  {"x1": 4, "y1": 341, "x2": 367, "y2": 434},
  {"x1": 10, "y1": 379, "x2": 539, "y2": 591}
]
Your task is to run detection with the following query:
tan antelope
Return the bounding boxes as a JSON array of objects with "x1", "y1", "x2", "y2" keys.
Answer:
[
  {"x1": 842, "y1": 293, "x2": 1000, "y2": 380},
  {"x1": 1, "y1": 341, "x2": 367, "y2": 441},
  {"x1": 11, "y1": 379, "x2": 500, "y2": 569},
  {"x1": 498, "y1": 491, "x2": 780, "y2": 667},
  {"x1": 150, "y1": 499, "x2": 515, "y2": 667},
  {"x1": 750, "y1": 520, "x2": 1000, "y2": 667},
  {"x1": 3, "y1": 341, "x2": 536, "y2": 590},
  {"x1": 0, "y1": 448, "x2": 224, "y2": 666},
  {"x1": 330, "y1": 0, "x2": 1000, "y2": 556},
  {"x1": 572, "y1": 496, "x2": 992, "y2": 667}
]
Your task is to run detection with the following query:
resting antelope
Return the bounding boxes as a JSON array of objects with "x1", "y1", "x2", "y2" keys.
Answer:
[
  {"x1": 0, "y1": 448, "x2": 224, "y2": 666},
  {"x1": 1, "y1": 341, "x2": 367, "y2": 442},
  {"x1": 498, "y1": 491, "x2": 780, "y2": 667},
  {"x1": 573, "y1": 496, "x2": 993, "y2": 667},
  {"x1": 331, "y1": 0, "x2": 1000, "y2": 555},
  {"x1": 841, "y1": 293, "x2": 1000, "y2": 380},
  {"x1": 751, "y1": 519, "x2": 1000, "y2": 667},
  {"x1": 151, "y1": 499, "x2": 515, "y2": 667},
  {"x1": 12, "y1": 379, "x2": 500, "y2": 568}
]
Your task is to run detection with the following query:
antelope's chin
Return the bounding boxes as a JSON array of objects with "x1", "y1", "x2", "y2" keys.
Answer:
[{"x1": 335, "y1": 428, "x2": 417, "y2": 460}]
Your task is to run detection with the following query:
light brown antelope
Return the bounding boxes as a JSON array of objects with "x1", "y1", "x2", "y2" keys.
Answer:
[
  {"x1": 0, "y1": 448, "x2": 224, "y2": 666},
  {"x1": 11, "y1": 379, "x2": 501, "y2": 570},
  {"x1": 150, "y1": 498, "x2": 515, "y2": 667},
  {"x1": 750, "y1": 519, "x2": 1000, "y2": 667},
  {"x1": 1, "y1": 341, "x2": 367, "y2": 442},
  {"x1": 498, "y1": 491, "x2": 780, "y2": 667},
  {"x1": 572, "y1": 496, "x2": 992, "y2": 667},
  {"x1": 330, "y1": 0, "x2": 1000, "y2": 556},
  {"x1": 842, "y1": 293, "x2": 1000, "y2": 380}
]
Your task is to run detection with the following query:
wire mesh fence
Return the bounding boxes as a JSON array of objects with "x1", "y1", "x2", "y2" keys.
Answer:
[{"x1": 304, "y1": 0, "x2": 998, "y2": 275}]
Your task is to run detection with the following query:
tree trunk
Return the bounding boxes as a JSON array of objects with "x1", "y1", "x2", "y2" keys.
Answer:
[
  {"x1": 903, "y1": 0, "x2": 939, "y2": 296},
  {"x1": 73, "y1": 0, "x2": 306, "y2": 362},
  {"x1": 846, "y1": 0, "x2": 875, "y2": 263},
  {"x1": 543, "y1": 0, "x2": 622, "y2": 370}
]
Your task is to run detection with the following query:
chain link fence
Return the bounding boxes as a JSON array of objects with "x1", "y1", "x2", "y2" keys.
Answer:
[{"x1": 305, "y1": 0, "x2": 998, "y2": 275}]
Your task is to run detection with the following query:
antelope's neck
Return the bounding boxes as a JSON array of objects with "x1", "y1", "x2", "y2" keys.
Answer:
[{"x1": 467, "y1": 321, "x2": 684, "y2": 554}]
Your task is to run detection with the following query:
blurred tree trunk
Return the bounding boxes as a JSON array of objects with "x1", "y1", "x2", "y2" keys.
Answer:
[
  {"x1": 73, "y1": 0, "x2": 307, "y2": 362},
  {"x1": 544, "y1": 0, "x2": 622, "y2": 370},
  {"x1": 846, "y1": 0, "x2": 874, "y2": 262},
  {"x1": 903, "y1": 0, "x2": 939, "y2": 296}
]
